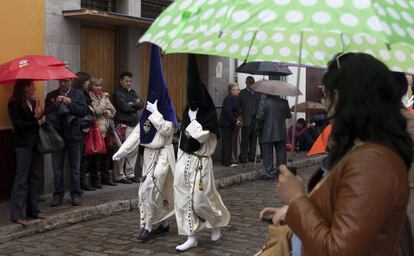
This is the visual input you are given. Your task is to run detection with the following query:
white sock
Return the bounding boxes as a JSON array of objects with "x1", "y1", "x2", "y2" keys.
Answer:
[
  {"x1": 144, "y1": 223, "x2": 152, "y2": 232},
  {"x1": 176, "y1": 235, "x2": 197, "y2": 252},
  {"x1": 211, "y1": 228, "x2": 221, "y2": 241}
]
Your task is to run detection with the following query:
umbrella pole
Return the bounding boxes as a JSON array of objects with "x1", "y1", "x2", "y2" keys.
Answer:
[{"x1": 289, "y1": 31, "x2": 304, "y2": 168}]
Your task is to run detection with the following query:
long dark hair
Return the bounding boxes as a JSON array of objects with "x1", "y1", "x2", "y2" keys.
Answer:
[
  {"x1": 323, "y1": 53, "x2": 413, "y2": 169},
  {"x1": 10, "y1": 79, "x2": 33, "y2": 109},
  {"x1": 71, "y1": 71, "x2": 90, "y2": 91}
]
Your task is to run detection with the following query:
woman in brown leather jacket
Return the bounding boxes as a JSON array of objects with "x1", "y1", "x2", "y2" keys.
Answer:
[{"x1": 275, "y1": 53, "x2": 413, "y2": 256}]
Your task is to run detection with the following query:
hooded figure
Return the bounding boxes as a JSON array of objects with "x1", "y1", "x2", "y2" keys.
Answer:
[
  {"x1": 179, "y1": 55, "x2": 219, "y2": 154},
  {"x1": 174, "y1": 54, "x2": 230, "y2": 252},
  {"x1": 112, "y1": 44, "x2": 176, "y2": 242}
]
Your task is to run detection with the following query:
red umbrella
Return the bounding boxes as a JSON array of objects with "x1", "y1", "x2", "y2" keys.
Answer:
[{"x1": 0, "y1": 55, "x2": 77, "y2": 83}]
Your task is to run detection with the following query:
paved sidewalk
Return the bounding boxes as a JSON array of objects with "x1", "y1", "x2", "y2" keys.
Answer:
[
  {"x1": 0, "y1": 167, "x2": 316, "y2": 256},
  {"x1": 0, "y1": 153, "x2": 325, "y2": 243}
]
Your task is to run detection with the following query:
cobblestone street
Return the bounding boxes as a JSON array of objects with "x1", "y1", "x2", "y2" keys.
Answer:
[{"x1": 0, "y1": 167, "x2": 315, "y2": 256}]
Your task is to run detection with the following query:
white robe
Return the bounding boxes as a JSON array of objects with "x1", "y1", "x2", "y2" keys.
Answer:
[
  {"x1": 174, "y1": 120, "x2": 230, "y2": 236},
  {"x1": 114, "y1": 110, "x2": 175, "y2": 228}
]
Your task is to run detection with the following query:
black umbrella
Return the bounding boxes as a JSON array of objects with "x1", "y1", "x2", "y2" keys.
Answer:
[{"x1": 235, "y1": 61, "x2": 292, "y2": 76}]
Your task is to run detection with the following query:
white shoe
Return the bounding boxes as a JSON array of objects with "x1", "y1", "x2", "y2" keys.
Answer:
[
  {"x1": 230, "y1": 163, "x2": 238, "y2": 167},
  {"x1": 211, "y1": 228, "x2": 221, "y2": 241},
  {"x1": 176, "y1": 236, "x2": 197, "y2": 252}
]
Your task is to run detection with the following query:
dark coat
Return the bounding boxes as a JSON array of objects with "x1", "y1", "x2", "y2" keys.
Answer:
[
  {"x1": 256, "y1": 96, "x2": 292, "y2": 143},
  {"x1": 113, "y1": 86, "x2": 144, "y2": 126},
  {"x1": 219, "y1": 94, "x2": 241, "y2": 127},
  {"x1": 8, "y1": 100, "x2": 39, "y2": 147},
  {"x1": 238, "y1": 88, "x2": 260, "y2": 127},
  {"x1": 44, "y1": 88, "x2": 88, "y2": 141}
]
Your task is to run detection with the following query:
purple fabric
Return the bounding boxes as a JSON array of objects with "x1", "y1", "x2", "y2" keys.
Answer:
[{"x1": 140, "y1": 45, "x2": 178, "y2": 144}]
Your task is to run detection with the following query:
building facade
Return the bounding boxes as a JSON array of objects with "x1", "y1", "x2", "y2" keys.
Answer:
[{"x1": 0, "y1": 0, "x2": 235, "y2": 200}]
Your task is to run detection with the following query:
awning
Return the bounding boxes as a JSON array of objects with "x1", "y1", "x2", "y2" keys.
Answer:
[{"x1": 62, "y1": 9, "x2": 153, "y2": 29}]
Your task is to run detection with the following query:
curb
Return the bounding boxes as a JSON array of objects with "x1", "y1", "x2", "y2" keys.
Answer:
[{"x1": 0, "y1": 155, "x2": 325, "y2": 244}]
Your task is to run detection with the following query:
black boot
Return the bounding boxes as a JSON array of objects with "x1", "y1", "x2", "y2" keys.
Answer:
[
  {"x1": 83, "y1": 173, "x2": 96, "y2": 191},
  {"x1": 102, "y1": 169, "x2": 117, "y2": 186},
  {"x1": 93, "y1": 171, "x2": 103, "y2": 189},
  {"x1": 81, "y1": 160, "x2": 95, "y2": 191}
]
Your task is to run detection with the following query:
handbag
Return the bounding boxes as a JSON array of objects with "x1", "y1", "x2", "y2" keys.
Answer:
[
  {"x1": 84, "y1": 122, "x2": 107, "y2": 156},
  {"x1": 254, "y1": 225, "x2": 293, "y2": 256},
  {"x1": 79, "y1": 113, "x2": 95, "y2": 128},
  {"x1": 38, "y1": 122, "x2": 65, "y2": 154}
]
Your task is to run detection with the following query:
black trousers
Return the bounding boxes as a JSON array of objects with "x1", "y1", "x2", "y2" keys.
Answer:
[
  {"x1": 87, "y1": 152, "x2": 112, "y2": 182},
  {"x1": 221, "y1": 126, "x2": 234, "y2": 166},
  {"x1": 262, "y1": 141, "x2": 287, "y2": 178},
  {"x1": 11, "y1": 143, "x2": 41, "y2": 221},
  {"x1": 239, "y1": 123, "x2": 258, "y2": 162}
]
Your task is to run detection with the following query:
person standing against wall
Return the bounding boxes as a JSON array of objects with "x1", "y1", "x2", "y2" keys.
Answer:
[
  {"x1": 219, "y1": 83, "x2": 241, "y2": 167},
  {"x1": 71, "y1": 72, "x2": 96, "y2": 191},
  {"x1": 238, "y1": 76, "x2": 260, "y2": 163},
  {"x1": 89, "y1": 78, "x2": 117, "y2": 187},
  {"x1": 113, "y1": 71, "x2": 144, "y2": 184},
  {"x1": 8, "y1": 79, "x2": 46, "y2": 224},
  {"x1": 44, "y1": 78, "x2": 88, "y2": 206}
]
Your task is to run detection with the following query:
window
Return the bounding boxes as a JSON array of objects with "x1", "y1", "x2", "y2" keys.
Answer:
[
  {"x1": 81, "y1": 0, "x2": 116, "y2": 12},
  {"x1": 141, "y1": 0, "x2": 173, "y2": 19}
]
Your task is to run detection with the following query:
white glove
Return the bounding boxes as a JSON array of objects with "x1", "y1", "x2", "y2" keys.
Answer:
[
  {"x1": 146, "y1": 100, "x2": 158, "y2": 113},
  {"x1": 403, "y1": 95, "x2": 414, "y2": 108},
  {"x1": 188, "y1": 108, "x2": 198, "y2": 121},
  {"x1": 112, "y1": 152, "x2": 122, "y2": 161}
]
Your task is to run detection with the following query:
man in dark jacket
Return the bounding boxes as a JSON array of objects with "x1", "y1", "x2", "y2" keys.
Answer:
[
  {"x1": 238, "y1": 76, "x2": 261, "y2": 163},
  {"x1": 44, "y1": 78, "x2": 88, "y2": 206},
  {"x1": 219, "y1": 83, "x2": 241, "y2": 167},
  {"x1": 256, "y1": 94, "x2": 292, "y2": 179},
  {"x1": 113, "y1": 71, "x2": 144, "y2": 184}
]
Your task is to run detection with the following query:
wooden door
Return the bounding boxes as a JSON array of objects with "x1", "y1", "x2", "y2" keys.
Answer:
[
  {"x1": 81, "y1": 26, "x2": 117, "y2": 95},
  {"x1": 306, "y1": 67, "x2": 326, "y2": 120},
  {"x1": 138, "y1": 43, "x2": 188, "y2": 119},
  {"x1": 306, "y1": 67, "x2": 326, "y2": 103}
]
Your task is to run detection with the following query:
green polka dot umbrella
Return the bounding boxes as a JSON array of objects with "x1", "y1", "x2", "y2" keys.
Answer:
[{"x1": 139, "y1": 0, "x2": 414, "y2": 73}]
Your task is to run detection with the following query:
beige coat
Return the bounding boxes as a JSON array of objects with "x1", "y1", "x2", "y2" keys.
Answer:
[{"x1": 90, "y1": 92, "x2": 116, "y2": 138}]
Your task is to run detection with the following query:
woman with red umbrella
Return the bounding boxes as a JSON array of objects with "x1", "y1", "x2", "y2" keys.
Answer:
[{"x1": 8, "y1": 79, "x2": 47, "y2": 225}]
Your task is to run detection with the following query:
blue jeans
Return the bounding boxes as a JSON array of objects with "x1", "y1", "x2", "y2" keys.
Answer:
[
  {"x1": 291, "y1": 233, "x2": 302, "y2": 256},
  {"x1": 51, "y1": 140, "x2": 82, "y2": 198}
]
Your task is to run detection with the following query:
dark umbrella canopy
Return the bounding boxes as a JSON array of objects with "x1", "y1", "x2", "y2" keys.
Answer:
[{"x1": 236, "y1": 61, "x2": 292, "y2": 77}]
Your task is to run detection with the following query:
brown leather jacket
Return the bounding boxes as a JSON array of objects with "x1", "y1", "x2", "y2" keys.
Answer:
[{"x1": 286, "y1": 143, "x2": 409, "y2": 256}]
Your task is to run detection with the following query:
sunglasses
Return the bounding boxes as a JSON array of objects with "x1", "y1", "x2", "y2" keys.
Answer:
[{"x1": 335, "y1": 52, "x2": 355, "y2": 69}]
